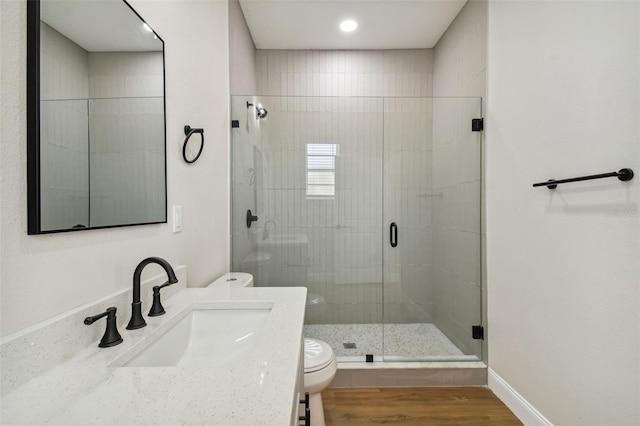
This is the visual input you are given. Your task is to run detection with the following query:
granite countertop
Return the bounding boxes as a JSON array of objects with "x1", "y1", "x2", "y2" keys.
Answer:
[{"x1": 1, "y1": 287, "x2": 307, "y2": 425}]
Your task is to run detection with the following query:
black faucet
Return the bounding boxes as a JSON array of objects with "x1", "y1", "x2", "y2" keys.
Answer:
[
  {"x1": 84, "y1": 307, "x2": 123, "y2": 348},
  {"x1": 126, "y1": 257, "x2": 178, "y2": 330}
]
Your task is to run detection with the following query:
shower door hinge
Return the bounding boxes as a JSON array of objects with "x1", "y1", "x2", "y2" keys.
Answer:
[
  {"x1": 472, "y1": 325, "x2": 484, "y2": 340},
  {"x1": 231, "y1": 120, "x2": 239, "y2": 128},
  {"x1": 471, "y1": 118, "x2": 484, "y2": 132}
]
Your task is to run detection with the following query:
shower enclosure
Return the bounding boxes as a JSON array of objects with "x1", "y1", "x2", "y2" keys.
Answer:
[{"x1": 231, "y1": 95, "x2": 482, "y2": 362}]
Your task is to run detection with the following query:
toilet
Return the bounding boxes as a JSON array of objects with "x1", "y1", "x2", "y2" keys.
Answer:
[
  {"x1": 206, "y1": 272, "x2": 254, "y2": 288},
  {"x1": 303, "y1": 338, "x2": 337, "y2": 426}
]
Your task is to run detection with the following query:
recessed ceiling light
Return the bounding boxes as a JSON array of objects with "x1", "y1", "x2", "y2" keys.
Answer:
[{"x1": 340, "y1": 19, "x2": 358, "y2": 32}]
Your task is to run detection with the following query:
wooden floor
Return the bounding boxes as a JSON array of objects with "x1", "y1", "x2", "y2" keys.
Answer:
[{"x1": 323, "y1": 387, "x2": 523, "y2": 426}]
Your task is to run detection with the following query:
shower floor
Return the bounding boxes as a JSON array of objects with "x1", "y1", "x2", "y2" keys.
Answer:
[{"x1": 304, "y1": 323, "x2": 465, "y2": 359}]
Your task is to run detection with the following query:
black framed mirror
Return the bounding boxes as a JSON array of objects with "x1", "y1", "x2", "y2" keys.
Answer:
[{"x1": 27, "y1": 0, "x2": 167, "y2": 234}]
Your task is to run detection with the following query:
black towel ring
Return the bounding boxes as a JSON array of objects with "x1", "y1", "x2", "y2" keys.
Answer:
[{"x1": 182, "y1": 125, "x2": 204, "y2": 164}]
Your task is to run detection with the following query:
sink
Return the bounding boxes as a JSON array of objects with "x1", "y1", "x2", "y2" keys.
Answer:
[
  {"x1": 257, "y1": 233, "x2": 308, "y2": 246},
  {"x1": 122, "y1": 309, "x2": 271, "y2": 367},
  {"x1": 271, "y1": 235, "x2": 297, "y2": 242}
]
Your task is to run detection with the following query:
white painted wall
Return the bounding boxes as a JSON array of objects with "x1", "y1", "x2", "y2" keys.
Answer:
[
  {"x1": 0, "y1": 0, "x2": 230, "y2": 336},
  {"x1": 486, "y1": 1, "x2": 639, "y2": 424},
  {"x1": 229, "y1": 0, "x2": 257, "y2": 96}
]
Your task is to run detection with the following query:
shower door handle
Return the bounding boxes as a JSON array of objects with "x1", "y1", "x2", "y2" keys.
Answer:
[{"x1": 390, "y1": 222, "x2": 398, "y2": 248}]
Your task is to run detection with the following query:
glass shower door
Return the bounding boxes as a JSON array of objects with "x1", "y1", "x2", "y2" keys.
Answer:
[
  {"x1": 230, "y1": 96, "x2": 385, "y2": 362},
  {"x1": 382, "y1": 97, "x2": 483, "y2": 361}
]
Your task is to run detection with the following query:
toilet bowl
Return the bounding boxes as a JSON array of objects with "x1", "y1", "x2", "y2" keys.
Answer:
[
  {"x1": 303, "y1": 338, "x2": 337, "y2": 426},
  {"x1": 206, "y1": 272, "x2": 254, "y2": 288}
]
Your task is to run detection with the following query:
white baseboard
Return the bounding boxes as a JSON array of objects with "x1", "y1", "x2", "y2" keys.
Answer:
[{"x1": 488, "y1": 368, "x2": 553, "y2": 426}]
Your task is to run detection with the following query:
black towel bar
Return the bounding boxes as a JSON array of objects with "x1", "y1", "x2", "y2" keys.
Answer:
[{"x1": 533, "y1": 168, "x2": 634, "y2": 189}]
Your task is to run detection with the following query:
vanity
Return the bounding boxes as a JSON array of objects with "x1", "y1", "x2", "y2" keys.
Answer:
[{"x1": 0, "y1": 279, "x2": 307, "y2": 425}]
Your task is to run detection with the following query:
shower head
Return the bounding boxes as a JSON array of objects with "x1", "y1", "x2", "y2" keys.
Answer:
[
  {"x1": 256, "y1": 106, "x2": 268, "y2": 119},
  {"x1": 246, "y1": 101, "x2": 268, "y2": 120}
]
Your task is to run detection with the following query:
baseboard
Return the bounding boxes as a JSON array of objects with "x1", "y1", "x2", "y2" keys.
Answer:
[{"x1": 488, "y1": 368, "x2": 553, "y2": 426}]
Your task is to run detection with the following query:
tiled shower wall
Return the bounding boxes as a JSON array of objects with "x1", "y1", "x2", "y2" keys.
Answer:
[
  {"x1": 88, "y1": 52, "x2": 165, "y2": 227},
  {"x1": 256, "y1": 50, "x2": 433, "y2": 97},
  {"x1": 39, "y1": 23, "x2": 89, "y2": 230},
  {"x1": 432, "y1": 0, "x2": 487, "y2": 355},
  {"x1": 250, "y1": 49, "x2": 435, "y2": 324}
]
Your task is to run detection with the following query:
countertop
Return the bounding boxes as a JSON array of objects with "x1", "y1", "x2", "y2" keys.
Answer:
[{"x1": 1, "y1": 286, "x2": 307, "y2": 425}]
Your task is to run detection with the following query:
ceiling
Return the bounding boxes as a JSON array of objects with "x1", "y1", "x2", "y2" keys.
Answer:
[
  {"x1": 239, "y1": 0, "x2": 467, "y2": 50},
  {"x1": 41, "y1": 0, "x2": 162, "y2": 52}
]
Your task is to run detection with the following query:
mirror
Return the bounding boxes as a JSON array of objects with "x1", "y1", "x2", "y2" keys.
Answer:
[{"x1": 27, "y1": 0, "x2": 166, "y2": 234}]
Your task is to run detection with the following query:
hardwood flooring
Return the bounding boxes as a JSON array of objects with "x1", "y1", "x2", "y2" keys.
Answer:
[{"x1": 322, "y1": 387, "x2": 523, "y2": 426}]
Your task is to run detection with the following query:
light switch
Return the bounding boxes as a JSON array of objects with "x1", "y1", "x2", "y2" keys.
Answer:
[{"x1": 172, "y1": 206, "x2": 182, "y2": 233}]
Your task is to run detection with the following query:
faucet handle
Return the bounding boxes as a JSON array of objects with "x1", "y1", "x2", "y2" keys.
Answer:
[
  {"x1": 148, "y1": 281, "x2": 173, "y2": 317},
  {"x1": 84, "y1": 307, "x2": 123, "y2": 348}
]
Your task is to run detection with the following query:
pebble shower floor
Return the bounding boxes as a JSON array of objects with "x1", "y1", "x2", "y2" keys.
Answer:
[{"x1": 304, "y1": 323, "x2": 472, "y2": 360}]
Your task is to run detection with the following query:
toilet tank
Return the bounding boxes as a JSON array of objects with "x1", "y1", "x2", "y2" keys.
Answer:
[{"x1": 207, "y1": 272, "x2": 254, "y2": 288}]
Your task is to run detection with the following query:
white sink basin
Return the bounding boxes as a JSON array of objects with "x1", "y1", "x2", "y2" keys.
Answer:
[{"x1": 122, "y1": 309, "x2": 271, "y2": 367}]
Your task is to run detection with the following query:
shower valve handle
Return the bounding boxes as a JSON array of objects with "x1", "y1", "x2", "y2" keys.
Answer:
[{"x1": 246, "y1": 210, "x2": 259, "y2": 228}]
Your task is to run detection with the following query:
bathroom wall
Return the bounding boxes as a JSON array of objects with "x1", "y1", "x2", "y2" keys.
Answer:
[
  {"x1": 431, "y1": 0, "x2": 487, "y2": 355},
  {"x1": 256, "y1": 50, "x2": 433, "y2": 97},
  {"x1": 229, "y1": 0, "x2": 257, "y2": 96},
  {"x1": 0, "y1": 0, "x2": 230, "y2": 336},
  {"x1": 253, "y1": 49, "x2": 434, "y2": 324},
  {"x1": 486, "y1": 1, "x2": 639, "y2": 424}
]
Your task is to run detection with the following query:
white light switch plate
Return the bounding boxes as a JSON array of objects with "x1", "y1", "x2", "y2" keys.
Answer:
[{"x1": 172, "y1": 206, "x2": 182, "y2": 233}]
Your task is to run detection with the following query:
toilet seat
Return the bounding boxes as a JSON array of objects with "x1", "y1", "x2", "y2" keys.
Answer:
[{"x1": 304, "y1": 338, "x2": 334, "y2": 373}]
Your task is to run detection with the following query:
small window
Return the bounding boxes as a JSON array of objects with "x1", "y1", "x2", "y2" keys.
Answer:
[{"x1": 306, "y1": 143, "x2": 338, "y2": 199}]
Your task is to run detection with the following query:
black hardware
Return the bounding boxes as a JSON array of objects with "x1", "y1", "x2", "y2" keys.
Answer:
[
  {"x1": 84, "y1": 307, "x2": 123, "y2": 348},
  {"x1": 390, "y1": 222, "x2": 398, "y2": 248},
  {"x1": 299, "y1": 407, "x2": 310, "y2": 426},
  {"x1": 533, "y1": 168, "x2": 634, "y2": 189},
  {"x1": 231, "y1": 120, "x2": 240, "y2": 128},
  {"x1": 246, "y1": 209, "x2": 259, "y2": 228},
  {"x1": 366, "y1": 354, "x2": 374, "y2": 363},
  {"x1": 26, "y1": 0, "x2": 41, "y2": 235},
  {"x1": 471, "y1": 118, "x2": 484, "y2": 132},
  {"x1": 127, "y1": 257, "x2": 178, "y2": 330},
  {"x1": 182, "y1": 125, "x2": 204, "y2": 164},
  {"x1": 247, "y1": 101, "x2": 268, "y2": 119},
  {"x1": 148, "y1": 281, "x2": 173, "y2": 317},
  {"x1": 472, "y1": 325, "x2": 484, "y2": 340},
  {"x1": 299, "y1": 392, "x2": 310, "y2": 426}
]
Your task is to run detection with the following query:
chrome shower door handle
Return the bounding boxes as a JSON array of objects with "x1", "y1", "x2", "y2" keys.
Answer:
[{"x1": 390, "y1": 222, "x2": 398, "y2": 248}]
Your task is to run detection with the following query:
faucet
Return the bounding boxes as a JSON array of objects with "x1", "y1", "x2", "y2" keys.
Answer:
[
  {"x1": 84, "y1": 306, "x2": 123, "y2": 348},
  {"x1": 263, "y1": 220, "x2": 276, "y2": 240},
  {"x1": 126, "y1": 257, "x2": 178, "y2": 330}
]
